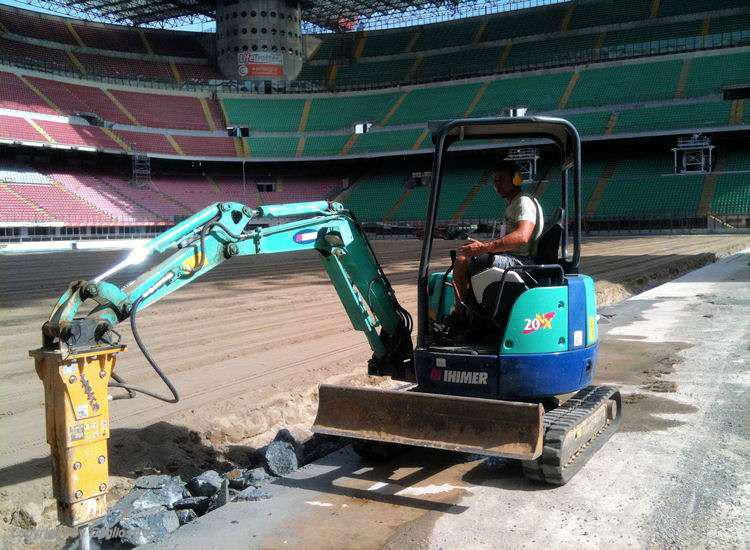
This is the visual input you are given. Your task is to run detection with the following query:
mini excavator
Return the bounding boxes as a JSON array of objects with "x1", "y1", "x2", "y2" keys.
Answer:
[{"x1": 32, "y1": 117, "x2": 621, "y2": 533}]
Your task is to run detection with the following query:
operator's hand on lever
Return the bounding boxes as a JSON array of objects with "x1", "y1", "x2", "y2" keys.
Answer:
[{"x1": 457, "y1": 238, "x2": 488, "y2": 256}]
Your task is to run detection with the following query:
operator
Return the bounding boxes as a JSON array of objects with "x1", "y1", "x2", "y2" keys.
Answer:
[{"x1": 452, "y1": 159, "x2": 543, "y2": 314}]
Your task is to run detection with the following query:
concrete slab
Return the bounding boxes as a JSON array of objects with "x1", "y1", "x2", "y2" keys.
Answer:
[{"x1": 151, "y1": 251, "x2": 750, "y2": 549}]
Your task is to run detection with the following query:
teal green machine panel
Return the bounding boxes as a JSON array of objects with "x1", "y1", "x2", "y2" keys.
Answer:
[
  {"x1": 502, "y1": 286, "x2": 569, "y2": 354},
  {"x1": 427, "y1": 272, "x2": 455, "y2": 321}
]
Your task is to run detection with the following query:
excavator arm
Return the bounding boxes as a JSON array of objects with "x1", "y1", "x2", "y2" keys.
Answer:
[
  {"x1": 32, "y1": 200, "x2": 413, "y2": 528},
  {"x1": 43, "y1": 200, "x2": 413, "y2": 378}
]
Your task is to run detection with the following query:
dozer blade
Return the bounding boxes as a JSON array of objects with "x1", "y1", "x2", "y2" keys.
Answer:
[{"x1": 312, "y1": 385, "x2": 544, "y2": 460}]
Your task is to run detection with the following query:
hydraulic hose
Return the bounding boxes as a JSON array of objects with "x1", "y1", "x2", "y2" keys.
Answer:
[
  {"x1": 108, "y1": 272, "x2": 180, "y2": 403},
  {"x1": 108, "y1": 292, "x2": 179, "y2": 403}
]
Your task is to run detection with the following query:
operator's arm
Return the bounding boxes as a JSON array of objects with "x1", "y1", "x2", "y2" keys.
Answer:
[{"x1": 457, "y1": 221, "x2": 535, "y2": 256}]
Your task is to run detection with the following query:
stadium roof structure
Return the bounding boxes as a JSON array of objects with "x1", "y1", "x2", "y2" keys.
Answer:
[{"x1": 16, "y1": 0, "x2": 561, "y2": 30}]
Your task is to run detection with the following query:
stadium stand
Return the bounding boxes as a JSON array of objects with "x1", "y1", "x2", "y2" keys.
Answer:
[
  {"x1": 0, "y1": 1, "x2": 748, "y2": 237},
  {"x1": 0, "y1": 115, "x2": 47, "y2": 142},
  {"x1": 0, "y1": 5, "x2": 77, "y2": 45},
  {"x1": 223, "y1": 98, "x2": 306, "y2": 132},
  {"x1": 0, "y1": 72, "x2": 59, "y2": 115}
]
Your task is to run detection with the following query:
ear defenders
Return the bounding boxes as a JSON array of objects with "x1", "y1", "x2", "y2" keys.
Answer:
[{"x1": 512, "y1": 171, "x2": 523, "y2": 187}]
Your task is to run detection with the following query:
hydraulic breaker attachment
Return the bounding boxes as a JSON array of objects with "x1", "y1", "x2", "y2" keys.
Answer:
[
  {"x1": 30, "y1": 345, "x2": 123, "y2": 527},
  {"x1": 312, "y1": 385, "x2": 544, "y2": 460}
]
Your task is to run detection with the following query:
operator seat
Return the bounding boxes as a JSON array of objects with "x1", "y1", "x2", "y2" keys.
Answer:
[{"x1": 470, "y1": 207, "x2": 565, "y2": 321}]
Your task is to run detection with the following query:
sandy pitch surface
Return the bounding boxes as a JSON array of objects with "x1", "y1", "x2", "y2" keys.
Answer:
[{"x1": 0, "y1": 235, "x2": 747, "y2": 545}]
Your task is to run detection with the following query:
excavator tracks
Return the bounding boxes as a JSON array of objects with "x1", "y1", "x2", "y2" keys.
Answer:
[{"x1": 522, "y1": 385, "x2": 622, "y2": 485}]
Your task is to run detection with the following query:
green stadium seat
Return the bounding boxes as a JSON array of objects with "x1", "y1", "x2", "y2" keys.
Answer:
[
  {"x1": 506, "y1": 35, "x2": 597, "y2": 70},
  {"x1": 565, "y1": 111, "x2": 611, "y2": 136},
  {"x1": 360, "y1": 29, "x2": 414, "y2": 56},
  {"x1": 602, "y1": 20, "x2": 704, "y2": 57},
  {"x1": 335, "y1": 58, "x2": 414, "y2": 88},
  {"x1": 302, "y1": 134, "x2": 350, "y2": 157},
  {"x1": 306, "y1": 92, "x2": 400, "y2": 131},
  {"x1": 460, "y1": 181, "x2": 505, "y2": 221},
  {"x1": 684, "y1": 50, "x2": 750, "y2": 97},
  {"x1": 387, "y1": 83, "x2": 482, "y2": 125},
  {"x1": 594, "y1": 155, "x2": 702, "y2": 217},
  {"x1": 343, "y1": 173, "x2": 407, "y2": 221},
  {"x1": 482, "y1": 5, "x2": 567, "y2": 42},
  {"x1": 223, "y1": 98, "x2": 305, "y2": 132},
  {"x1": 247, "y1": 136, "x2": 299, "y2": 158},
  {"x1": 722, "y1": 149, "x2": 750, "y2": 171},
  {"x1": 711, "y1": 173, "x2": 750, "y2": 214},
  {"x1": 433, "y1": 167, "x2": 484, "y2": 220},
  {"x1": 614, "y1": 102, "x2": 732, "y2": 133},
  {"x1": 473, "y1": 72, "x2": 572, "y2": 114},
  {"x1": 391, "y1": 185, "x2": 430, "y2": 221},
  {"x1": 659, "y1": 0, "x2": 749, "y2": 17},
  {"x1": 569, "y1": 59, "x2": 682, "y2": 108},
  {"x1": 569, "y1": 0, "x2": 651, "y2": 30},
  {"x1": 413, "y1": 20, "x2": 479, "y2": 51},
  {"x1": 415, "y1": 47, "x2": 502, "y2": 82},
  {"x1": 297, "y1": 63, "x2": 327, "y2": 83},
  {"x1": 349, "y1": 129, "x2": 423, "y2": 154}
]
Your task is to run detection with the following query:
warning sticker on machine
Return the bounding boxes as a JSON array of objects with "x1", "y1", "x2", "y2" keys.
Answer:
[{"x1": 574, "y1": 330, "x2": 584, "y2": 347}]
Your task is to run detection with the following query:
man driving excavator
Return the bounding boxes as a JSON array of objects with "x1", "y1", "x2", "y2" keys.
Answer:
[{"x1": 452, "y1": 159, "x2": 544, "y2": 316}]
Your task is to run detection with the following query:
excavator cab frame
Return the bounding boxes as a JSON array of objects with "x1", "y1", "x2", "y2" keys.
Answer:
[{"x1": 417, "y1": 115, "x2": 584, "y2": 349}]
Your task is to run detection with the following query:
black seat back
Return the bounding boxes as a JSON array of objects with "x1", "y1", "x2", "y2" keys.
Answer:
[{"x1": 534, "y1": 207, "x2": 564, "y2": 264}]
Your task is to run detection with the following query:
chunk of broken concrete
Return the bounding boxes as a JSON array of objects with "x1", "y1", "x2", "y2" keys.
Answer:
[
  {"x1": 118, "y1": 507, "x2": 179, "y2": 546},
  {"x1": 234, "y1": 486, "x2": 271, "y2": 502},
  {"x1": 172, "y1": 496, "x2": 210, "y2": 515},
  {"x1": 208, "y1": 479, "x2": 229, "y2": 511},
  {"x1": 134, "y1": 474, "x2": 175, "y2": 489},
  {"x1": 271, "y1": 427, "x2": 343, "y2": 468},
  {"x1": 264, "y1": 440, "x2": 299, "y2": 477},
  {"x1": 187, "y1": 470, "x2": 223, "y2": 497},
  {"x1": 227, "y1": 467, "x2": 273, "y2": 490},
  {"x1": 91, "y1": 475, "x2": 185, "y2": 541},
  {"x1": 177, "y1": 509, "x2": 197, "y2": 525}
]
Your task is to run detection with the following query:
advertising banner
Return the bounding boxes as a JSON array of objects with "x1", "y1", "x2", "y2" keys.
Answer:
[{"x1": 238, "y1": 51, "x2": 284, "y2": 78}]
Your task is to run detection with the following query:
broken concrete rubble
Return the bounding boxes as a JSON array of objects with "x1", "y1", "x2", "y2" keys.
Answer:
[
  {"x1": 208, "y1": 479, "x2": 229, "y2": 511},
  {"x1": 234, "y1": 486, "x2": 272, "y2": 502},
  {"x1": 177, "y1": 509, "x2": 197, "y2": 525},
  {"x1": 186, "y1": 470, "x2": 223, "y2": 497},
  {"x1": 264, "y1": 440, "x2": 299, "y2": 476},
  {"x1": 265, "y1": 427, "x2": 343, "y2": 475},
  {"x1": 227, "y1": 467, "x2": 272, "y2": 490},
  {"x1": 173, "y1": 496, "x2": 210, "y2": 515},
  {"x1": 118, "y1": 508, "x2": 180, "y2": 546},
  {"x1": 91, "y1": 425, "x2": 341, "y2": 545}
]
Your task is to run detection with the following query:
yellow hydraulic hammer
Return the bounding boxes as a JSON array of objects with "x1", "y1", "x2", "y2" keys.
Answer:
[{"x1": 30, "y1": 345, "x2": 124, "y2": 527}]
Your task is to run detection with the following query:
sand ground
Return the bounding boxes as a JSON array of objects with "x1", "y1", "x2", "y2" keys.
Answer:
[{"x1": 0, "y1": 234, "x2": 747, "y2": 547}]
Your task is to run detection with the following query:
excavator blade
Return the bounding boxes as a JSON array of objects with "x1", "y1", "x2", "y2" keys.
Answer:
[{"x1": 312, "y1": 385, "x2": 544, "y2": 460}]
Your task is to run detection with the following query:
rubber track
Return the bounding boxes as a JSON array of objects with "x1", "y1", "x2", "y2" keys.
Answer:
[{"x1": 522, "y1": 385, "x2": 622, "y2": 485}]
